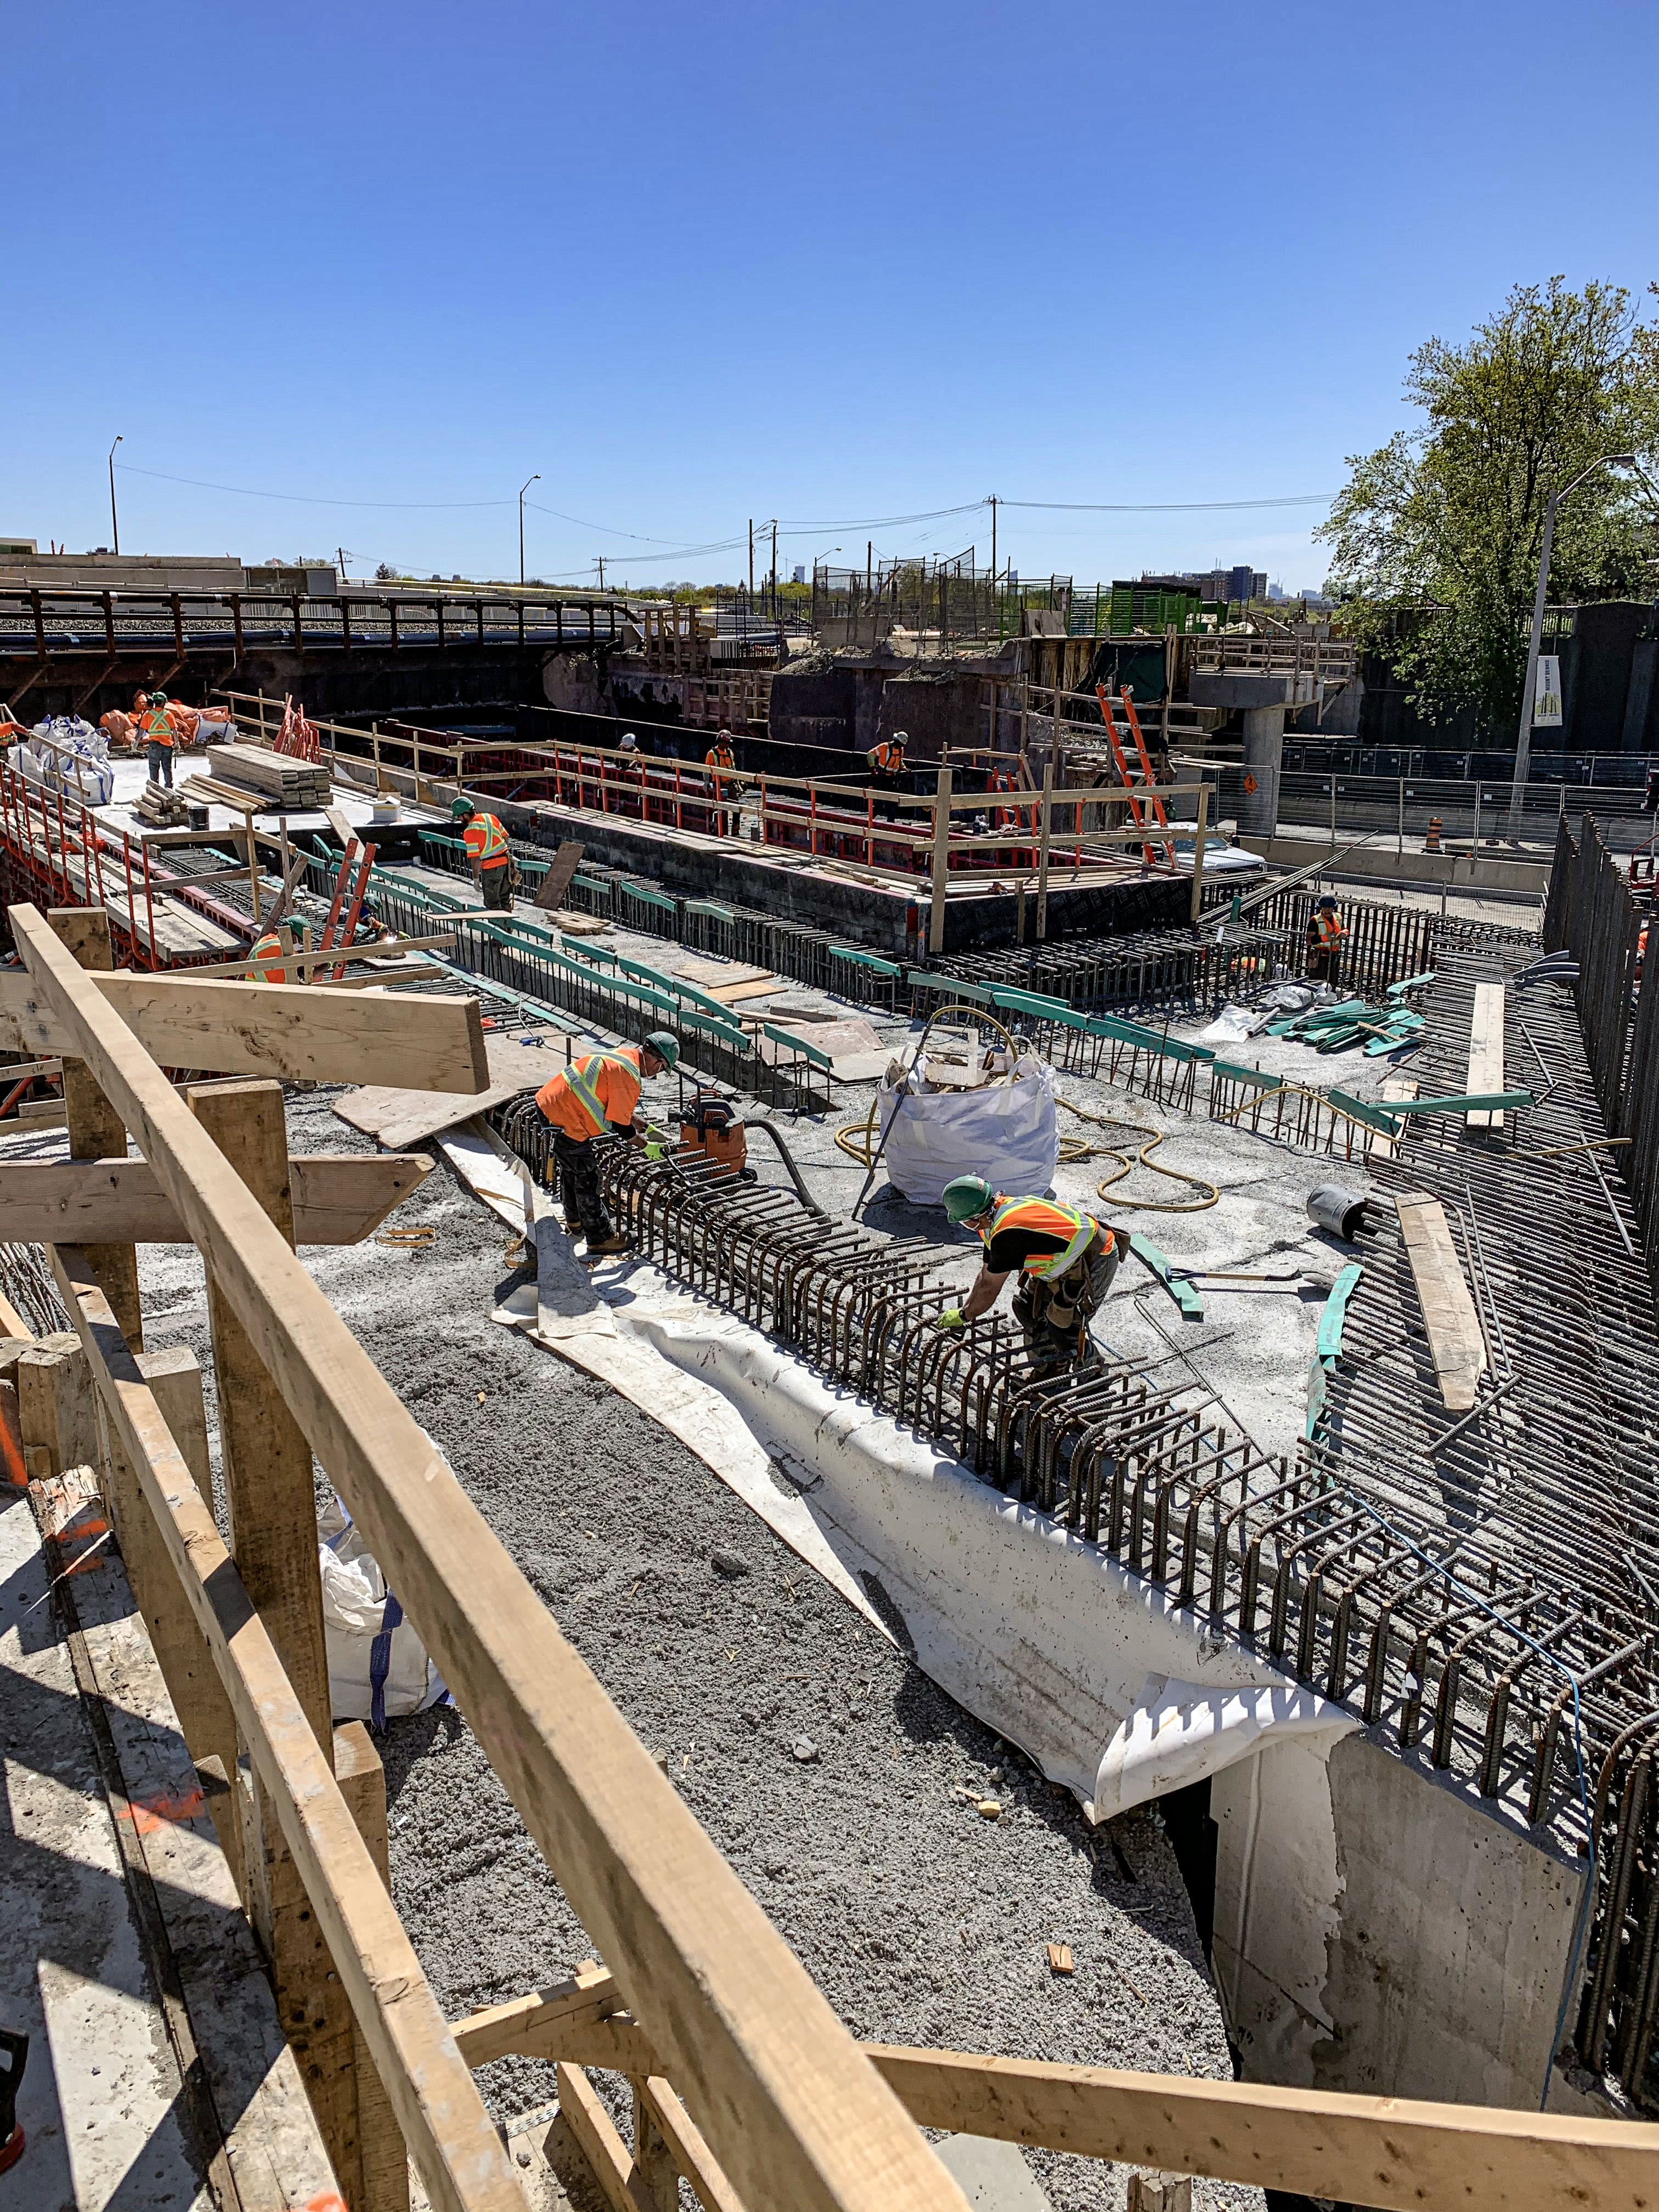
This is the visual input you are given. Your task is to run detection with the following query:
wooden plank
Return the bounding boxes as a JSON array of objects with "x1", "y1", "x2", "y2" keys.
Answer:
[
  {"x1": 534, "y1": 839, "x2": 585, "y2": 912},
  {"x1": 453, "y1": 1997, "x2": 1659, "y2": 2212},
  {"x1": 0, "y1": 970, "x2": 490, "y2": 1093},
  {"x1": 336, "y1": 1722, "x2": 412, "y2": 2212},
  {"x1": 47, "y1": 1239, "x2": 520, "y2": 2212},
  {"x1": 14, "y1": 902, "x2": 970, "y2": 2212},
  {"x1": 46, "y1": 910, "x2": 143, "y2": 1350},
  {"x1": 452, "y1": 1966, "x2": 652, "y2": 2074},
  {"x1": 187, "y1": 1078, "x2": 360, "y2": 2191},
  {"x1": 636, "y1": 2075, "x2": 747, "y2": 2212},
  {"x1": 174, "y1": 932, "x2": 458, "y2": 980},
  {"x1": 1395, "y1": 1192, "x2": 1487, "y2": 1412},
  {"x1": 0, "y1": 1152, "x2": 432, "y2": 1246},
  {"x1": 554, "y1": 2063, "x2": 658, "y2": 2212},
  {"x1": 1466, "y1": 981, "x2": 1506, "y2": 1129},
  {"x1": 1369, "y1": 1077, "x2": 1419, "y2": 1163}
]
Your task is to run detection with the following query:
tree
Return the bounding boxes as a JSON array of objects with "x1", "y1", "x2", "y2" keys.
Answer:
[
  {"x1": 1319, "y1": 279, "x2": 1659, "y2": 737},
  {"x1": 375, "y1": 562, "x2": 396, "y2": 582}
]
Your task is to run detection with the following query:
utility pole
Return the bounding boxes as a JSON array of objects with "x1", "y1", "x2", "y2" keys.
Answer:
[
  {"x1": 108, "y1": 435, "x2": 122, "y2": 554},
  {"x1": 988, "y1": 494, "x2": 997, "y2": 641},
  {"x1": 518, "y1": 472, "x2": 540, "y2": 586},
  {"x1": 596, "y1": 555, "x2": 606, "y2": 590},
  {"x1": 771, "y1": 519, "x2": 777, "y2": 618},
  {"x1": 1510, "y1": 451, "x2": 1635, "y2": 839},
  {"x1": 747, "y1": 519, "x2": 754, "y2": 618}
]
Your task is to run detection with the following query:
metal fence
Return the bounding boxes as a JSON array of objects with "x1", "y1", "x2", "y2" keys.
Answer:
[
  {"x1": 1202, "y1": 764, "x2": 1652, "y2": 853},
  {"x1": 1542, "y1": 813, "x2": 1659, "y2": 1300}
]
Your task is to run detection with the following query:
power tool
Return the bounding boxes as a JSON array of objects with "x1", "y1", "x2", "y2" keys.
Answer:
[{"x1": 676, "y1": 1088, "x2": 749, "y2": 1180}]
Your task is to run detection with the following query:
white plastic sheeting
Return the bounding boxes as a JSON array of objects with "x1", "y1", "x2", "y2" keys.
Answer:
[
  {"x1": 443, "y1": 1121, "x2": 1348, "y2": 1815},
  {"x1": 877, "y1": 1053, "x2": 1059, "y2": 1207},
  {"x1": 1090, "y1": 1673, "x2": 1358, "y2": 1821}
]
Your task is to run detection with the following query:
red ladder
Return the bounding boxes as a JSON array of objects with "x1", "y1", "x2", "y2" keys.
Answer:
[{"x1": 1096, "y1": 682, "x2": 1173, "y2": 866}]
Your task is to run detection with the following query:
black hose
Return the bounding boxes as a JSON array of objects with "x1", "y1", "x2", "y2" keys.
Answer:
[{"x1": 745, "y1": 1118, "x2": 829, "y2": 1217}]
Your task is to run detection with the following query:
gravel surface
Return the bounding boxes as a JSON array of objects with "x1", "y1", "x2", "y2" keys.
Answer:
[{"x1": 129, "y1": 1081, "x2": 1263, "y2": 2212}]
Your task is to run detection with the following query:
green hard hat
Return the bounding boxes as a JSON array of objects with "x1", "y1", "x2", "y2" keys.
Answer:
[
  {"x1": 149, "y1": 688, "x2": 168, "y2": 704},
  {"x1": 450, "y1": 797, "x2": 475, "y2": 821},
  {"x1": 644, "y1": 1030, "x2": 680, "y2": 1070},
  {"x1": 943, "y1": 1175, "x2": 996, "y2": 1223}
]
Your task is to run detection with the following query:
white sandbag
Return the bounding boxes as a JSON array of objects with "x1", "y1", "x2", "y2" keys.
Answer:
[
  {"x1": 318, "y1": 1497, "x2": 446, "y2": 1724},
  {"x1": 877, "y1": 1053, "x2": 1059, "y2": 1207}
]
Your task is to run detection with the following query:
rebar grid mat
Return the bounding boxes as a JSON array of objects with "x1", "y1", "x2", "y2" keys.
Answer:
[
  {"x1": 924, "y1": 924, "x2": 1289, "y2": 1018},
  {"x1": 0, "y1": 1241, "x2": 71, "y2": 1336},
  {"x1": 484, "y1": 1064, "x2": 1632, "y2": 1856},
  {"x1": 1312, "y1": 923, "x2": 1659, "y2": 2100}
]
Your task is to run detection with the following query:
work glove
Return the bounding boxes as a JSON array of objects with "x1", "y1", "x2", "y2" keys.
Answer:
[
  {"x1": 933, "y1": 1307, "x2": 967, "y2": 1331},
  {"x1": 643, "y1": 1123, "x2": 670, "y2": 1160}
]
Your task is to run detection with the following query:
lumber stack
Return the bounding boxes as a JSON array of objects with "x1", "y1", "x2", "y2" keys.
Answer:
[
  {"x1": 205, "y1": 742, "x2": 331, "y2": 810},
  {"x1": 133, "y1": 782, "x2": 207, "y2": 829}
]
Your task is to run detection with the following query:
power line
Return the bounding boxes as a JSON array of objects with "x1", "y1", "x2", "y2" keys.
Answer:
[{"x1": 115, "y1": 464, "x2": 512, "y2": 510}]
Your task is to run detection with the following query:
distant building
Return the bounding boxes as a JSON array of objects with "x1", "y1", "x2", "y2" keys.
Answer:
[
  {"x1": 1146, "y1": 563, "x2": 1268, "y2": 603},
  {"x1": 792, "y1": 564, "x2": 806, "y2": 585}
]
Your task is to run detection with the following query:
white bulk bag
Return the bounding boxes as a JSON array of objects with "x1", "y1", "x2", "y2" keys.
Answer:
[
  {"x1": 877, "y1": 1052, "x2": 1059, "y2": 1207},
  {"x1": 318, "y1": 1497, "x2": 447, "y2": 1725}
]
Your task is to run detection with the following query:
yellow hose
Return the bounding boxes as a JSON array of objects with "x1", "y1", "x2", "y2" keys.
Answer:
[{"x1": 1057, "y1": 1096, "x2": 1219, "y2": 1213}]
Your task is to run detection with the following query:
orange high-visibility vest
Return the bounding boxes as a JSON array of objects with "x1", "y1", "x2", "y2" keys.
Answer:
[
  {"x1": 250, "y1": 930, "x2": 288, "y2": 984},
  {"x1": 1313, "y1": 909, "x2": 1346, "y2": 949},
  {"x1": 869, "y1": 738, "x2": 905, "y2": 775},
  {"x1": 534, "y1": 1046, "x2": 642, "y2": 1141},
  {"x1": 142, "y1": 701, "x2": 174, "y2": 747},
  {"x1": 463, "y1": 812, "x2": 510, "y2": 869},
  {"x1": 705, "y1": 743, "x2": 735, "y2": 771},
  {"x1": 980, "y1": 1194, "x2": 1104, "y2": 1278}
]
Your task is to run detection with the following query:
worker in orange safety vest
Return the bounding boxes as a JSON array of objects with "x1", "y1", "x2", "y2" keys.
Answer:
[
  {"x1": 704, "y1": 727, "x2": 738, "y2": 834},
  {"x1": 451, "y1": 798, "x2": 514, "y2": 910},
  {"x1": 932, "y1": 1177, "x2": 1119, "y2": 1375},
  {"x1": 247, "y1": 917, "x2": 307, "y2": 984},
  {"x1": 533, "y1": 1031, "x2": 680, "y2": 1255},
  {"x1": 1306, "y1": 894, "x2": 1347, "y2": 984},
  {"x1": 140, "y1": 688, "x2": 174, "y2": 789}
]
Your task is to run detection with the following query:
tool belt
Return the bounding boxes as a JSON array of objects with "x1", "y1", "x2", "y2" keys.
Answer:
[{"x1": 1016, "y1": 1237, "x2": 1118, "y2": 1332}]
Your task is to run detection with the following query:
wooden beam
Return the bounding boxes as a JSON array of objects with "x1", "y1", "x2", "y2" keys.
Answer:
[
  {"x1": 450, "y1": 2000, "x2": 1659, "y2": 2212},
  {"x1": 1466, "y1": 981, "x2": 1506, "y2": 1129},
  {"x1": 46, "y1": 1240, "x2": 520, "y2": 2212},
  {"x1": 335, "y1": 1722, "x2": 412, "y2": 2212},
  {"x1": 47, "y1": 909, "x2": 143, "y2": 1351},
  {"x1": 0, "y1": 1153, "x2": 432, "y2": 1246},
  {"x1": 864, "y1": 2045, "x2": 1659, "y2": 2212},
  {"x1": 1396, "y1": 1191, "x2": 1488, "y2": 1412},
  {"x1": 635, "y1": 2075, "x2": 747, "y2": 2212},
  {"x1": 0, "y1": 969, "x2": 489, "y2": 1092},
  {"x1": 187, "y1": 1079, "x2": 357, "y2": 2189},
  {"x1": 450, "y1": 1967, "x2": 653, "y2": 2075},
  {"x1": 554, "y1": 2063, "x2": 658, "y2": 2212},
  {"x1": 174, "y1": 932, "x2": 457, "y2": 980},
  {"x1": 13, "y1": 902, "x2": 970, "y2": 2212}
]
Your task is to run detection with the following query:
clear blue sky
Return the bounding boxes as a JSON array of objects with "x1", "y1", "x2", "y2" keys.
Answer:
[{"x1": 5, "y1": 1, "x2": 1655, "y2": 594}]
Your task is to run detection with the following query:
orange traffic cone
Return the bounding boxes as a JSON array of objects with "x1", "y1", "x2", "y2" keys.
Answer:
[{"x1": 1425, "y1": 816, "x2": 1442, "y2": 852}]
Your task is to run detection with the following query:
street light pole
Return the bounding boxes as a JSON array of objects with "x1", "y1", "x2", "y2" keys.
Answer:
[
  {"x1": 1510, "y1": 451, "x2": 1635, "y2": 839},
  {"x1": 108, "y1": 435, "x2": 122, "y2": 554},
  {"x1": 518, "y1": 473, "x2": 540, "y2": 588}
]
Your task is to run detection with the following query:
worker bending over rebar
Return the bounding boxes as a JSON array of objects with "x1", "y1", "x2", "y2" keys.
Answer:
[
  {"x1": 533, "y1": 1031, "x2": 680, "y2": 1256},
  {"x1": 933, "y1": 1178, "x2": 1119, "y2": 1376}
]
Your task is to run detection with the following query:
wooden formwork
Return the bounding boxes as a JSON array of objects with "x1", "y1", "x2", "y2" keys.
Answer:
[{"x1": 8, "y1": 899, "x2": 1658, "y2": 2211}]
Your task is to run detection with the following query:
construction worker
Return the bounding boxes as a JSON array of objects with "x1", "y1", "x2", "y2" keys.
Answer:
[
  {"x1": 533, "y1": 1030, "x2": 681, "y2": 1255},
  {"x1": 140, "y1": 687, "x2": 174, "y2": 788},
  {"x1": 704, "y1": 726, "x2": 737, "y2": 835},
  {"x1": 933, "y1": 1177, "x2": 1119, "y2": 1376},
  {"x1": 451, "y1": 797, "x2": 514, "y2": 911},
  {"x1": 867, "y1": 727, "x2": 909, "y2": 819},
  {"x1": 1307, "y1": 894, "x2": 1347, "y2": 985},
  {"x1": 247, "y1": 917, "x2": 306, "y2": 983}
]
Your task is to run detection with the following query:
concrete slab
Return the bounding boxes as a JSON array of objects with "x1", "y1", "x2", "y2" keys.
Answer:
[
  {"x1": 934, "y1": 2131, "x2": 1053, "y2": 2208},
  {"x1": 0, "y1": 1486, "x2": 212, "y2": 2212}
]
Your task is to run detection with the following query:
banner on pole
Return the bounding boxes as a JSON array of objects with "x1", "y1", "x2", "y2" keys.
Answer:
[{"x1": 1532, "y1": 654, "x2": 1563, "y2": 729}]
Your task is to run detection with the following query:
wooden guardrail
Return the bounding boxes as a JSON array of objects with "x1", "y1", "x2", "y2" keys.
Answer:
[{"x1": 13, "y1": 898, "x2": 1652, "y2": 2211}]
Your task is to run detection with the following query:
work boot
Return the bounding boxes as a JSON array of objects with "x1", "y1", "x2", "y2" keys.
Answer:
[{"x1": 584, "y1": 1234, "x2": 630, "y2": 1257}]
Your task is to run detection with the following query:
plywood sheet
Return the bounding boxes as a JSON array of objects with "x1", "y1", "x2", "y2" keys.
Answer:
[
  {"x1": 1466, "y1": 982, "x2": 1506, "y2": 1128},
  {"x1": 1396, "y1": 1190, "x2": 1487, "y2": 1411},
  {"x1": 335, "y1": 1030, "x2": 561, "y2": 1149}
]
